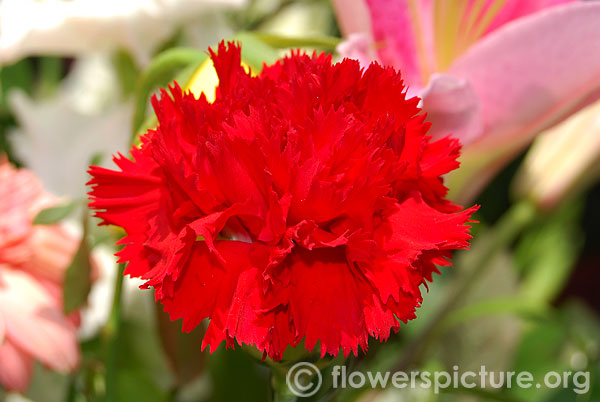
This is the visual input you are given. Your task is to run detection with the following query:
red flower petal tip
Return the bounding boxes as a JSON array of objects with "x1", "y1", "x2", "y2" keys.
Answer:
[{"x1": 88, "y1": 41, "x2": 478, "y2": 361}]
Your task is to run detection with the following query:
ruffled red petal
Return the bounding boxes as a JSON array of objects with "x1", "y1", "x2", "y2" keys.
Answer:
[{"x1": 88, "y1": 41, "x2": 478, "y2": 360}]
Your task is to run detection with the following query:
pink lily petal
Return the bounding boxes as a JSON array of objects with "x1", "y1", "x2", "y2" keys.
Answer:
[
  {"x1": 0, "y1": 341, "x2": 34, "y2": 393},
  {"x1": 0, "y1": 269, "x2": 79, "y2": 373},
  {"x1": 446, "y1": 2, "x2": 600, "y2": 203},
  {"x1": 362, "y1": 0, "x2": 434, "y2": 88},
  {"x1": 450, "y1": 2, "x2": 600, "y2": 146},
  {"x1": 483, "y1": 0, "x2": 576, "y2": 35},
  {"x1": 336, "y1": 33, "x2": 378, "y2": 69},
  {"x1": 420, "y1": 73, "x2": 482, "y2": 144},
  {"x1": 331, "y1": 0, "x2": 373, "y2": 38}
]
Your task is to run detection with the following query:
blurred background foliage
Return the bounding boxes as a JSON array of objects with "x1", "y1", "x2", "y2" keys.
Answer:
[{"x1": 0, "y1": 0, "x2": 598, "y2": 401}]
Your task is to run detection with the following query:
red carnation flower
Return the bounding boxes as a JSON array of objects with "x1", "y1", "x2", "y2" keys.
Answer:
[{"x1": 88, "y1": 41, "x2": 477, "y2": 360}]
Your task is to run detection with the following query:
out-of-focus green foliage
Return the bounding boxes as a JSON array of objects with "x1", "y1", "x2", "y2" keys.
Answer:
[
  {"x1": 516, "y1": 201, "x2": 584, "y2": 305},
  {"x1": 33, "y1": 201, "x2": 78, "y2": 225},
  {"x1": 131, "y1": 47, "x2": 208, "y2": 135},
  {"x1": 63, "y1": 213, "x2": 93, "y2": 314},
  {"x1": 1, "y1": 59, "x2": 33, "y2": 160}
]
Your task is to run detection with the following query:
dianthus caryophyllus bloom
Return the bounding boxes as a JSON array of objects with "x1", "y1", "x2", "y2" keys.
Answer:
[
  {"x1": 88, "y1": 42, "x2": 477, "y2": 360},
  {"x1": 0, "y1": 160, "x2": 80, "y2": 392},
  {"x1": 334, "y1": 0, "x2": 600, "y2": 202}
]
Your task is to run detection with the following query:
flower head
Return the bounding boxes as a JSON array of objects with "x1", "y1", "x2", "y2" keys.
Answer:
[
  {"x1": 0, "y1": 159, "x2": 80, "y2": 392},
  {"x1": 88, "y1": 42, "x2": 477, "y2": 360}
]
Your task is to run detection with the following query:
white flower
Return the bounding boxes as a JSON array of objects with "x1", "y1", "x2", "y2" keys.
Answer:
[
  {"x1": 8, "y1": 92, "x2": 131, "y2": 199},
  {"x1": 8, "y1": 54, "x2": 132, "y2": 199},
  {"x1": 0, "y1": 0, "x2": 247, "y2": 65}
]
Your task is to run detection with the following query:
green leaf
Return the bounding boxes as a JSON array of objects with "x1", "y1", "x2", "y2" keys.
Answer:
[
  {"x1": 0, "y1": 59, "x2": 34, "y2": 113},
  {"x1": 207, "y1": 348, "x2": 270, "y2": 402},
  {"x1": 442, "y1": 297, "x2": 551, "y2": 331},
  {"x1": 131, "y1": 34, "x2": 280, "y2": 141},
  {"x1": 232, "y1": 31, "x2": 281, "y2": 71},
  {"x1": 109, "y1": 307, "x2": 173, "y2": 402},
  {"x1": 132, "y1": 47, "x2": 208, "y2": 134},
  {"x1": 37, "y1": 57, "x2": 64, "y2": 98},
  {"x1": 113, "y1": 49, "x2": 140, "y2": 98},
  {"x1": 155, "y1": 304, "x2": 206, "y2": 386},
  {"x1": 510, "y1": 319, "x2": 568, "y2": 402},
  {"x1": 253, "y1": 33, "x2": 341, "y2": 51},
  {"x1": 516, "y1": 201, "x2": 584, "y2": 304},
  {"x1": 117, "y1": 369, "x2": 168, "y2": 402},
  {"x1": 559, "y1": 301, "x2": 600, "y2": 362},
  {"x1": 89, "y1": 152, "x2": 104, "y2": 167},
  {"x1": 443, "y1": 386, "x2": 526, "y2": 402},
  {"x1": 63, "y1": 215, "x2": 93, "y2": 314},
  {"x1": 25, "y1": 364, "x2": 70, "y2": 402},
  {"x1": 133, "y1": 60, "x2": 201, "y2": 140},
  {"x1": 33, "y1": 201, "x2": 77, "y2": 225}
]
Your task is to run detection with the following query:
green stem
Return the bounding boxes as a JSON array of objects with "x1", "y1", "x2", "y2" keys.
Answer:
[
  {"x1": 104, "y1": 263, "x2": 126, "y2": 402},
  {"x1": 242, "y1": 0, "x2": 294, "y2": 31},
  {"x1": 394, "y1": 201, "x2": 538, "y2": 370},
  {"x1": 270, "y1": 370, "x2": 298, "y2": 402}
]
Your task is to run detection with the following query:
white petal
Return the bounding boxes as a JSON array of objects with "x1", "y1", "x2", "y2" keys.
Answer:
[{"x1": 0, "y1": 0, "x2": 247, "y2": 64}]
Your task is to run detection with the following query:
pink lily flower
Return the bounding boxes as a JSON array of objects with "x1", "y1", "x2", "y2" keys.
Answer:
[
  {"x1": 0, "y1": 159, "x2": 80, "y2": 392},
  {"x1": 333, "y1": 0, "x2": 600, "y2": 203}
]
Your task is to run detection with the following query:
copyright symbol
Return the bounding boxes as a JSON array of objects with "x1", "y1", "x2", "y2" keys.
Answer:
[{"x1": 286, "y1": 362, "x2": 322, "y2": 397}]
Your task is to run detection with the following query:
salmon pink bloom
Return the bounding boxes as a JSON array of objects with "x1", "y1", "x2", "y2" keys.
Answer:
[
  {"x1": 88, "y1": 42, "x2": 477, "y2": 360},
  {"x1": 334, "y1": 0, "x2": 600, "y2": 202},
  {"x1": 0, "y1": 160, "x2": 80, "y2": 392}
]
